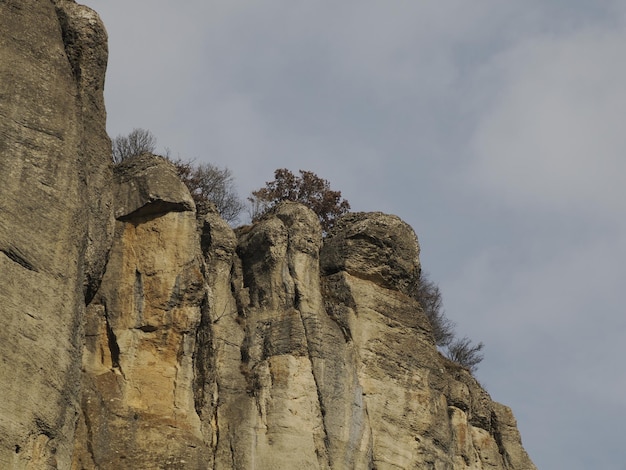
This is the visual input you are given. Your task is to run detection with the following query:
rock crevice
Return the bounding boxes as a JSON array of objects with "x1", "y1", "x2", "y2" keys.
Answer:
[{"x1": 0, "y1": 4, "x2": 536, "y2": 469}]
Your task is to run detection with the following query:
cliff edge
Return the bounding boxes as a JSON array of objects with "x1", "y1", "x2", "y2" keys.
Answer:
[
  {"x1": 0, "y1": 2, "x2": 536, "y2": 469},
  {"x1": 0, "y1": 1, "x2": 113, "y2": 467}
]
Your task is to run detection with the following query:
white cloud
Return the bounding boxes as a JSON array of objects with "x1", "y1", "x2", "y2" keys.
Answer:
[
  {"x1": 443, "y1": 227, "x2": 626, "y2": 470},
  {"x1": 470, "y1": 11, "x2": 626, "y2": 215}
]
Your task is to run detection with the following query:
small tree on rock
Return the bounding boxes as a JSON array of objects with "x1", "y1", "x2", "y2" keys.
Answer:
[
  {"x1": 249, "y1": 168, "x2": 350, "y2": 232},
  {"x1": 445, "y1": 337, "x2": 485, "y2": 373},
  {"x1": 111, "y1": 129, "x2": 244, "y2": 223},
  {"x1": 411, "y1": 271, "x2": 484, "y2": 373},
  {"x1": 112, "y1": 128, "x2": 156, "y2": 163},
  {"x1": 412, "y1": 272, "x2": 455, "y2": 347},
  {"x1": 169, "y1": 158, "x2": 244, "y2": 223}
]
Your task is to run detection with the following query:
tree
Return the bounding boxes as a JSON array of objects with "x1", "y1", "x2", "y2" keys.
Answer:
[
  {"x1": 412, "y1": 272, "x2": 455, "y2": 347},
  {"x1": 169, "y1": 158, "x2": 244, "y2": 223},
  {"x1": 445, "y1": 337, "x2": 485, "y2": 373},
  {"x1": 112, "y1": 128, "x2": 157, "y2": 163},
  {"x1": 111, "y1": 129, "x2": 244, "y2": 223},
  {"x1": 249, "y1": 168, "x2": 350, "y2": 232},
  {"x1": 411, "y1": 271, "x2": 484, "y2": 373}
]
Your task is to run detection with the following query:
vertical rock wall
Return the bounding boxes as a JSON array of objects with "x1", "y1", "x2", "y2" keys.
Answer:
[
  {"x1": 72, "y1": 155, "x2": 212, "y2": 469},
  {"x1": 198, "y1": 202, "x2": 537, "y2": 470},
  {"x1": 0, "y1": 3, "x2": 537, "y2": 469},
  {"x1": 0, "y1": 1, "x2": 112, "y2": 468}
]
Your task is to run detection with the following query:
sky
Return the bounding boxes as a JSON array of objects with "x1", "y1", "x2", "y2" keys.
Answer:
[{"x1": 80, "y1": 1, "x2": 626, "y2": 468}]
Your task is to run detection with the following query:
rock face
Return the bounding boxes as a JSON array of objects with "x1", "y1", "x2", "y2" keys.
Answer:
[
  {"x1": 71, "y1": 155, "x2": 211, "y2": 469},
  {"x1": 202, "y1": 205, "x2": 535, "y2": 470},
  {"x1": 0, "y1": 3, "x2": 536, "y2": 470},
  {"x1": 0, "y1": 1, "x2": 112, "y2": 468}
]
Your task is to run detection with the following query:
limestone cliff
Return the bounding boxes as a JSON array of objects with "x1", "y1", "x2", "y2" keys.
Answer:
[
  {"x1": 0, "y1": 2, "x2": 536, "y2": 469},
  {"x1": 0, "y1": 1, "x2": 113, "y2": 468}
]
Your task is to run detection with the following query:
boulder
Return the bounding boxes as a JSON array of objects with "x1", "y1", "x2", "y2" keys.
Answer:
[
  {"x1": 321, "y1": 212, "x2": 421, "y2": 296},
  {"x1": 113, "y1": 153, "x2": 195, "y2": 220}
]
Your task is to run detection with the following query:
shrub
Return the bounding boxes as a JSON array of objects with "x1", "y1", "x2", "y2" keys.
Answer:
[
  {"x1": 169, "y1": 158, "x2": 244, "y2": 223},
  {"x1": 112, "y1": 128, "x2": 156, "y2": 163},
  {"x1": 111, "y1": 129, "x2": 244, "y2": 223},
  {"x1": 445, "y1": 337, "x2": 485, "y2": 373},
  {"x1": 412, "y1": 271, "x2": 484, "y2": 373},
  {"x1": 248, "y1": 168, "x2": 350, "y2": 232},
  {"x1": 412, "y1": 273, "x2": 455, "y2": 347}
]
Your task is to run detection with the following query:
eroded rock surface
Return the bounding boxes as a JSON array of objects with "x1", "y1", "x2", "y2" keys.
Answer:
[
  {"x1": 113, "y1": 153, "x2": 195, "y2": 220},
  {"x1": 0, "y1": 1, "x2": 112, "y2": 468},
  {"x1": 72, "y1": 155, "x2": 211, "y2": 469},
  {"x1": 0, "y1": 3, "x2": 536, "y2": 469},
  {"x1": 196, "y1": 203, "x2": 536, "y2": 470}
]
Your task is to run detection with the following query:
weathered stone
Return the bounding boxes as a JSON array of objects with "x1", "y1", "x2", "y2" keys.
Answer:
[
  {"x1": 0, "y1": 4, "x2": 537, "y2": 469},
  {"x1": 491, "y1": 402, "x2": 536, "y2": 469},
  {"x1": 72, "y1": 197, "x2": 535, "y2": 469},
  {"x1": 51, "y1": 0, "x2": 116, "y2": 301},
  {"x1": 217, "y1": 202, "x2": 330, "y2": 469},
  {"x1": 113, "y1": 153, "x2": 195, "y2": 220},
  {"x1": 319, "y1": 213, "x2": 536, "y2": 470},
  {"x1": 194, "y1": 208, "x2": 239, "y2": 461},
  {"x1": 321, "y1": 212, "x2": 421, "y2": 296},
  {"x1": 0, "y1": 1, "x2": 112, "y2": 468},
  {"x1": 72, "y1": 164, "x2": 211, "y2": 468},
  {"x1": 210, "y1": 203, "x2": 537, "y2": 469}
]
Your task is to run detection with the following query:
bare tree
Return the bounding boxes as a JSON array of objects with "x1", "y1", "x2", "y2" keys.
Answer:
[
  {"x1": 445, "y1": 337, "x2": 484, "y2": 373},
  {"x1": 112, "y1": 128, "x2": 157, "y2": 163},
  {"x1": 169, "y1": 158, "x2": 244, "y2": 223},
  {"x1": 412, "y1": 272, "x2": 455, "y2": 347},
  {"x1": 111, "y1": 130, "x2": 243, "y2": 222},
  {"x1": 411, "y1": 271, "x2": 484, "y2": 373}
]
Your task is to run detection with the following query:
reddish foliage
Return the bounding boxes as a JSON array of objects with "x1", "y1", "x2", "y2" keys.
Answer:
[{"x1": 249, "y1": 169, "x2": 350, "y2": 232}]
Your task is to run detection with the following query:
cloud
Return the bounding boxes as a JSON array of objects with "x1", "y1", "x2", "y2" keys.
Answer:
[
  {"x1": 445, "y1": 13, "x2": 626, "y2": 465},
  {"x1": 444, "y1": 226, "x2": 626, "y2": 470},
  {"x1": 469, "y1": 8, "x2": 626, "y2": 216}
]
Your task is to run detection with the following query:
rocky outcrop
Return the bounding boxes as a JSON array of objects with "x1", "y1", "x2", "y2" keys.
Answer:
[
  {"x1": 71, "y1": 178, "x2": 536, "y2": 469},
  {"x1": 71, "y1": 155, "x2": 211, "y2": 469},
  {"x1": 112, "y1": 153, "x2": 195, "y2": 220},
  {"x1": 321, "y1": 213, "x2": 533, "y2": 469},
  {"x1": 0, "y1": 1, "x2": 112, "y2": 468},
  {"x1": 0, "y1": 3, "x2": 536, "y2": 469},
  {"x1": 202, "y1": 205, "x2": 536, "y2": 470}
]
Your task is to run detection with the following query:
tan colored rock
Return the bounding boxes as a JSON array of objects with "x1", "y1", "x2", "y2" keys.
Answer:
[
  {"x1": 213, "y1": 202, "x2": 330, "y2": 469},
  {"x1": 52, "y1": 0, "x2": 116, "y2": 300},
  {"x1": 113, "y1": 153, "x2": 195, "y2": 220},
  {"x1": 320, "y1": 212, "x2": 536, "y2": 470},
  {"x1": 321, "y1": 211, "x2": 421, "y2": 296},
  {"x1": 195, "y1": 207, "x2": 240, "y2": 464},
  {"x1": 72, "y1": 154, "x2": 211, "y2": 469},
  {"x1": 491, "y1": 402, "x2": 536, "y2": 469},
  {"x1": 192, "y1": 203, "x2": 535, "y2": 470},
  {"x1": 0, "y1": 3, "x2": 537, "y2": 467},
  {"x1": 0, "y1": 1, "x2": 112, "y2": 468}
]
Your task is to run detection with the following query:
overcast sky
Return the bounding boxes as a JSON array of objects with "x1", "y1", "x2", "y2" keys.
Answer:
[{"x1": 81, "y1": 1, "x2": 626, "y2": 468}]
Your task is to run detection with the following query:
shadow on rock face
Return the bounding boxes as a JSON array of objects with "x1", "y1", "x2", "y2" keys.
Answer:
[
  {"x1": 321, "y1": 211, "x2": 421, "y2": 295},
  {"x1": 113, "y1": 153, "x2": 195, "y2": 221}
]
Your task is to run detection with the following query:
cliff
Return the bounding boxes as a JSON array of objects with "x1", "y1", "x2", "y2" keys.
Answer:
[
  {"x1": 0, "y1": 1, "x2": 113, "y2": 468},
  {"x1": 0, "y1": 2, "x2": 536, "y2": 469}
]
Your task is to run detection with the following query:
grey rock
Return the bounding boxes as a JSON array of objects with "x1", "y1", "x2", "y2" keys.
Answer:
[
  {"x1": 0, "y1": 1, "x2": 112, "y2": 467},
  {"x1": 113, "y1": 153, "x2": 195, "y2": 220},
  {"x1": 0, "y1": 3, "x2": 536, "y2": 469},
  {"x1": 321, "y1": 211, "x2": 421, "y2": 296}
]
